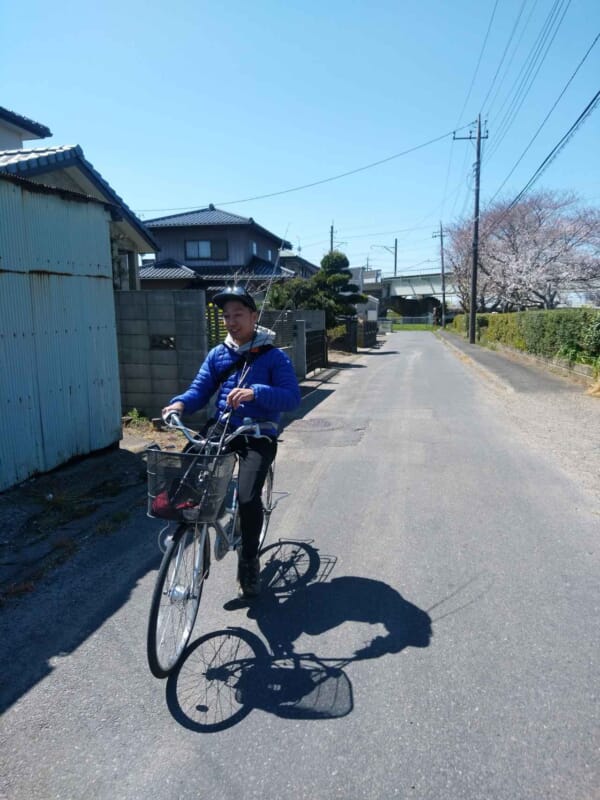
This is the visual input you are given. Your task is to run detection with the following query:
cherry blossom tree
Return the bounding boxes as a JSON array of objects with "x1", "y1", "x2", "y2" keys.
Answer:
[{"x1": 446, "y1": 191, "x2": 600, "y2": 311}]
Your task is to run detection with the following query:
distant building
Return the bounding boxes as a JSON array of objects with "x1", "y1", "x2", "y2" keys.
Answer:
[
  {"x1": 279, "y1": 250, "x2": 320, "y2": 279},
  {"x1": 140, "y1": 206, "x2": 294, "y2": 297}
]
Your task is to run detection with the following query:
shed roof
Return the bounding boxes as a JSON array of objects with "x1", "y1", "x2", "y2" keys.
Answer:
[
  {"x1": 0, "y1": 145, "x2": 157, "y2": 251},
  {"x1": 0, "y1": 170, "x2": 117, "y2": 210}
]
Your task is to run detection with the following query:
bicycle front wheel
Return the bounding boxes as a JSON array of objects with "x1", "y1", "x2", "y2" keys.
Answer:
[
  {"x1": 147, "y1": 523, "x2": 210, "y2": 678},
  {"x1": 258, "y1": 464, "x2": 274, "y2": 552}
]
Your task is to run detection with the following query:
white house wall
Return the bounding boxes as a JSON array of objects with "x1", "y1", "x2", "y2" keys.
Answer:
[{"x1": 0, "y1": 179, "x2": 121, "y2": 490}]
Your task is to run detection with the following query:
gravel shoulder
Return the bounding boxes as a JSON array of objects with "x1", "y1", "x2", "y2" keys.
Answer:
[{"x1": 439, "y1": 330, "x2": 600, "y2": 503}]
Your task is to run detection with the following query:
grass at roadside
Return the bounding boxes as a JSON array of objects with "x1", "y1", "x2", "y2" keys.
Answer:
[{"x1": 392, "y1": 324, "x2": 436, "y2": 331}]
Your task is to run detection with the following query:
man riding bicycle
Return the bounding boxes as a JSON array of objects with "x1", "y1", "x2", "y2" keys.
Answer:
[{"x1": 162, "y1": 286, "x2": 301, "y2": 598}]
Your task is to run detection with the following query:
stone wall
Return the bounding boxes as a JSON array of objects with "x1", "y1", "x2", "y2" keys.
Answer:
[{"x1": 115, "y1": 290, "x2": 207, "y2": 420}]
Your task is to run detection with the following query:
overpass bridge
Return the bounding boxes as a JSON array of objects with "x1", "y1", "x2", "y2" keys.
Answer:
[
  {"x1": 362, "y1": 270, "x2": 460, "y2": 315},
  {"x1": 382, "y1": 271, "x2": 457, "y2": 301}
]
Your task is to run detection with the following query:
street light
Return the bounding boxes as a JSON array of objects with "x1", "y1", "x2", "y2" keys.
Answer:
[{"x1": 370, "y1": 239, "x2": 398, "y2": 276}]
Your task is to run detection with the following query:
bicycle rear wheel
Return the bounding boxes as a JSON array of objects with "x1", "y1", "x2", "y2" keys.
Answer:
[
  {"x1": 258, "y1": 464, "x2": 274, "y2": 552},
  {"x1": 147, "y1": 523, "x2": 210, "y2": 678}
]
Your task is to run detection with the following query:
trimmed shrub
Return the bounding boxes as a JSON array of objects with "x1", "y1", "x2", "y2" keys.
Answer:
[
  {"x1": 479, "y1": 308, "x2": 600, "y2": 370},
  {"x1": 326, "y1": 324, "x2": 346, "y2": 344}
]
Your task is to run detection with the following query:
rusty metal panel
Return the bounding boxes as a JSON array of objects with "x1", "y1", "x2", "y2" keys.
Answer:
[{"x1": 0, "y1": 180, "x2": 121, "y2": 490}]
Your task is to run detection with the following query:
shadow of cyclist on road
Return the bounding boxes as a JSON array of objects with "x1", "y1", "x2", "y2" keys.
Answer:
[
  {"x1": 249, "y1": 573, "x2": 432, "y2": 661},
  {"x1": 166, "y1": 541, "x2": 432, "y2": 731}
]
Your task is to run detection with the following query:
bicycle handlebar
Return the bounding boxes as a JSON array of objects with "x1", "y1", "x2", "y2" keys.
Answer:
[{"x1": 162, "y1": 410, "x2": 274, "y2": 447}]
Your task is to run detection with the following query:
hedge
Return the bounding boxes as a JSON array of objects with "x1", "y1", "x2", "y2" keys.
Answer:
[{"x1": 448, "y1": 308, "x2": 600, "y2": 370}]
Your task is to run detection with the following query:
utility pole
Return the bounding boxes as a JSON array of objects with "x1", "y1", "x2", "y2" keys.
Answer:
[
  {"x1": 330, "y1": 222, "x2": 334, "y2": 254},
  {"x1": 454, "y1": 114, "x2": 488, "y2": 343},
  {"x1": 432, "y1": 222, "x2": 446, "y2": 328}
]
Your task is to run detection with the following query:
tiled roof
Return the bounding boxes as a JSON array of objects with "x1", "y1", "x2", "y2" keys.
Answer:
[
  {"x1": 190, "y1": 258, "x2": 294, "y2": 280},
  {"x1": 278, "y1": 250, "x2": 320, "y2": 273},
  {"x1": 0, "y1": 145, "x2": 79, "y2": 172},
  {"x1": 144, "y1": 204, "x2": 292, "y2": 249},
  {"x1": 144, "y1": 205, "x2": 252, "y2": 228},
  {"x1": 0, "y1": 145, "x2": 157, "y2": 251},
  {"x1": 0, "y1": 106, "x2": 52, "y2": 139},
  {"x1": 140, "y1": 258, "x2": 295, "y2": 282},
  {"x1": 139, "y1": 260, "x2": 197, "y2": 280}
]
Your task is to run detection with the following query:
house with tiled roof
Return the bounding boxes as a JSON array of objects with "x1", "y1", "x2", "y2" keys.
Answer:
[
  {"x1": 140, "y1": 206, "x2": 294, "y2": 296},
  {"x1": 278, "y1": 250, "x2": 320, "y2": 278},
  {"x1": 0, "y1": 106, "x2": 157, "y2": 289},
  {"x1": 0, "y1": 107, "x2": 52, "y2": 148}
]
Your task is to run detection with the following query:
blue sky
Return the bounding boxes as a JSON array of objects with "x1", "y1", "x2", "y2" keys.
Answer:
[{"x1": 2, "y1": 0, "x2": 599, "y2": 275}]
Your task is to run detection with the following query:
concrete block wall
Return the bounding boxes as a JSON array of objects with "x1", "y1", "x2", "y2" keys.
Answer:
[{"x1": 115, "y1": 290, "x2": 207, "y2": 420}]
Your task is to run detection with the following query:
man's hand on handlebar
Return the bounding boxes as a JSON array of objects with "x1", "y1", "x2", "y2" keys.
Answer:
[
  {"x1": 226, "y1": 387, "x2": 254, "y2": 410},
  {"x1": 162, "y1": 401, "x2": 184, "y2": 421}
]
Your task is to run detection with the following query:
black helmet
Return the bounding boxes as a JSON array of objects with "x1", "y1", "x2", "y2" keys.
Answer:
[{"x1": 212, "y1": 286, "x2": 257, "y2": 312}]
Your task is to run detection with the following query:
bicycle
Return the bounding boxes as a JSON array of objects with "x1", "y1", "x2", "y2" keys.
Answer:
[{"x1": 145, "y1": 411, "x2": 275, "y2": 679}]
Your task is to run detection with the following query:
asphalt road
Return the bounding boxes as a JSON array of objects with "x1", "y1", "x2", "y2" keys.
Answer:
[{"x1": 1, "y1": 332, "x2": 598, "y2": 800}]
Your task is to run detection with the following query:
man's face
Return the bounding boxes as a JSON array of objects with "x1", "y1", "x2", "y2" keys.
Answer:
[{"x1": 222, "y1": 300, "x2": 258, "y2": 345}]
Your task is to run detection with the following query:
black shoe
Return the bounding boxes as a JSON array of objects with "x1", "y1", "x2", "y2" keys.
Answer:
[{"x1": 237, "y1": 556, "x2": 260, "y2": 598}]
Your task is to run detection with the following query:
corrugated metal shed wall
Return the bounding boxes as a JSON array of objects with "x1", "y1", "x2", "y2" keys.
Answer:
[{"x1": 0, "y1": 179, "x2": 121, "y2": 491}]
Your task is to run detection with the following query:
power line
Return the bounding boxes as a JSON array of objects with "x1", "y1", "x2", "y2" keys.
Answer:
[
  {"x1": 484, "y1": 89, "x2": 600, "y2": 234},
  {"x1": 507, "y1": 89, "x2": 600, "y2": 209},
  {"x1": 486, "y1": 32, "x2": 600, "y2": 206},
  {"x1": 455, "y1": 0, "x2": 501, "y2": 126},
  {"x1": 135, "y1": 125, "x2": 471, "y2": 215},
  {"x1": 484, "y1": 0, "x2": 541, "y2": 119},
  {"x1": 478, "y1": 0, "x2": 530, "y2": 114},
  {"x1": 440, "y1": 0, "x2": 499, "y2": 219},
  {"x1": 489, "y1": 0, "x2": 564, "y2": 137},
  {"x1": 487, "y1": 0, "x2": 572, "y2": 161},
  {"x1": 299, "y1": 224, "x2": 433, "y2": 250}
]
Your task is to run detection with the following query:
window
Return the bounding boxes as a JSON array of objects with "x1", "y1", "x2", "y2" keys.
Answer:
[
  {"x1": 251, "y1": 241, "x2": 257, "y2": 256},
  {"x1": 185, "y1": 239, "x2": 228, "y2": 260},
  {"x1": 267, "y1": 249, "x2": 272, "y2": 262}
]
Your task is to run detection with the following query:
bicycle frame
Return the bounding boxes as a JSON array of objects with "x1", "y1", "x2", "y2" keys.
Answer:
[
  {"x1": 162, "y1": 410, "x2": 275, "y2": 560},
  {"x1": 147, "y1": 411, "x2": 277, "y2": 678}
]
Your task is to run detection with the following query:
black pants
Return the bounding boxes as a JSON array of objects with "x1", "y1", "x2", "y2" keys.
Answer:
[{"x1": 230, "y1": 436, "x2": 277, "y2": 560}]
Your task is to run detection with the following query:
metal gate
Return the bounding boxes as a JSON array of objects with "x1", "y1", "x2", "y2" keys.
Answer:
[{"x1": 306, "y1": 329, "x2": 328, "y2": 372}]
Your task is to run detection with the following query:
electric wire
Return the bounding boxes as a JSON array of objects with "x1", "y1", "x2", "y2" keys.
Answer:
[
  {"x1": 488, "y1": 0, "x2": 564, "y2": 137},
  {"x1": 439, "y1": 0, "x2": 499, "y2": 220},
  {"x1": 506, "y1": 89, "x2": 600, "y2": 208},
  {"x1": 455, "y1": 0, "x2": 501, "y2": 127},
  {"x1": 483, "y1": 89, "x2": 600, "y2": 235},
  {"x1": 485, "y1": 0, "x2": 542, "y2": 122},
  {"x1": 485, "y1": 32, "x2": 600, "y2": 207},
  {"x1": 479, "y1": 0, "x2": 530, "y2": 114},
  {"x1": 486, "y1": 0, "x2": 572, "y2": 162},
  {"x1": 135, "y1": 125, "x2": 472, "y2": 215}
]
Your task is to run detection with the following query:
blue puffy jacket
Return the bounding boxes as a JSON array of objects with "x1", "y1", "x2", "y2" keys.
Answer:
[{"x1": 170, "y1": 342, "x2": 301, "y2": 431}]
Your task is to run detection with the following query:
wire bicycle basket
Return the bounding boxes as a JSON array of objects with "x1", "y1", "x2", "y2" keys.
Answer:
[{"x1": 147, "y1": 449, "x2": 236, "y2": 523}]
